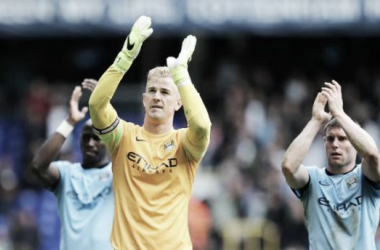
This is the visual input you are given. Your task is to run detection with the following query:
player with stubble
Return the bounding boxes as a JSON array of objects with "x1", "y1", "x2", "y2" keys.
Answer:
[{"x1": 281, "y1": 80, "x2": 380, "y2": 249}]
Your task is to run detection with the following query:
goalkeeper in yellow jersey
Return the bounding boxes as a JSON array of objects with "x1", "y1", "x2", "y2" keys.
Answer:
[{"x1": 89, "y1": 16, "x2": 211, "y2": 250}]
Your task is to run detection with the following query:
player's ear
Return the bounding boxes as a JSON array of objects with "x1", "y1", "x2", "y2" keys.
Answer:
[{"x1": 174, "y1": 98, "x2": 182, "y2": 111}]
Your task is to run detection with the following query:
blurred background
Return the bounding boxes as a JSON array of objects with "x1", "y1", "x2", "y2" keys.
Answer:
[{"x1": 1, "y1": 0, "x2": 380, "y2": 249}]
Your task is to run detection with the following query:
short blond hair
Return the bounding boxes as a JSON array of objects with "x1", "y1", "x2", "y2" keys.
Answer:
[
  {"x1": 147, "y1": 66, "x2": 171, "y2": 82},
  {"x1": 324, "y1": 118, "x2": 341, "y2": 135}
]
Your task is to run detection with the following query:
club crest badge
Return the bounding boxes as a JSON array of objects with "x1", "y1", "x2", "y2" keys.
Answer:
[
  {"x1": 345, "y1": 174, "x2": 359, "y2": 189},
  {"x1": 163, "y1": 140, "x2": 175, "y2": 151}
]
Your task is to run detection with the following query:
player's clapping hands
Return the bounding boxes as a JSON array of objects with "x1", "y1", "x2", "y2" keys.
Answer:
[
  {"x1": 123, "y1": 15, "x2": 153, "y2": 59},
  {"x1": 312, "y1": 92, "x2": 331, "y2": 124},
  {"x1": 81, "y1": 78, "x2": 97, "y2": 92},
  {"x1": 114, "y1": 16, "x2": 153, "y2": 73},
  {"x1": 166, "y1": 35, "x2": 197, "y2": 86},
  {"x1": 68, "y1": 79, "x2": 98, "y2": 125},
  {"x1": 321, "y1": 80, "x2": 344, "y2": 117}
]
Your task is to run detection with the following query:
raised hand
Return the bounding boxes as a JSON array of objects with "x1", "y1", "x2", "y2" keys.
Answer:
[
  {"x1": 321, "y1": 80, "x2": 344, "y2": 117},
  {"x1": 68, "y1": 86, "x2": 88, "y2": 125},
  {"x1": 123, "y1": 15, "x2": 153, "y2": 59},
  {"x1": 114, "y1": 16, "x2": 153, "y2": 73},
  {"x1": 312, "y1": 92, "x2": 331, "y2": 123},
  {"x1": 81, "y1": 78, "x2": 98, "y2": 93},
  {"x1": 166, "y1": 35, "x2": 196, "y2": 86}
]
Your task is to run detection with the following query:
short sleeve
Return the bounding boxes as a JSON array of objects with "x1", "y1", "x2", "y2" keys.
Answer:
[{"x1": 50, "y1": 161, "x2": 71, "y2": 197}]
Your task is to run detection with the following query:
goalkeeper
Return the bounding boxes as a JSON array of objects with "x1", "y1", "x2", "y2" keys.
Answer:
[{"x1": 89, "y1": 15, "x2": 211, "y2": 250}]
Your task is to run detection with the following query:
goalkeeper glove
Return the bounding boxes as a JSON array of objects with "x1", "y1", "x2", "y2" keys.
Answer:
[
  {"x1": 166, "y1": 35, "x2": 196, "y2": 86},
  {"x1": 114, "y1": 15, "x2": 153, "y2": 73}
]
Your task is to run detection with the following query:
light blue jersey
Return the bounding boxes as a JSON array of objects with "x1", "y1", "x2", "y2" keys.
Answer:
[
  {"x1": 52, "y1": 161, "x2": 114, "y2": 250},
  {"x1": 295, "y1": 164, "x2": 380, "y2": 250}
]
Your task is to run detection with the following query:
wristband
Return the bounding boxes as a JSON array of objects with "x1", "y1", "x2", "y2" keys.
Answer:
[{"x1": 56, "y1": 120, "x2": 74, "y2": 138}]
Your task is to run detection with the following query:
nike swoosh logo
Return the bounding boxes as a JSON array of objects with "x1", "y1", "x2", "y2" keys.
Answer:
[
  {"x1": 127, "y1": 37, "x2": 134, "y2": 51},
  {"x1": 136, "y1": 136, "x2": 146, "y2": 142},
  {"x1": 319, "y1": 180, "x2": 330, "y2": 186}
]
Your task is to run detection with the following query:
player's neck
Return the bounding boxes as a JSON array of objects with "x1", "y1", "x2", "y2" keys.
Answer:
[
  {"x1": 143, "y1": 116, "x2": 173, "y2": 134},
  {"x1": 82, "y1": 158, "x2": 109, "y2": 169},
  {"x1": 327, "y1": 162, "x2": 356, "y2": 175}
]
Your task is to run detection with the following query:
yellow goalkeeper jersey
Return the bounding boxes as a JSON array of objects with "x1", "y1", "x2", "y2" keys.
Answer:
[
  {"x1": 109, "y1": 121, "x2": 199, "y2": 249},
  {"x1": 89, "y1": 65, "x2": 211, "y2": 249}
]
